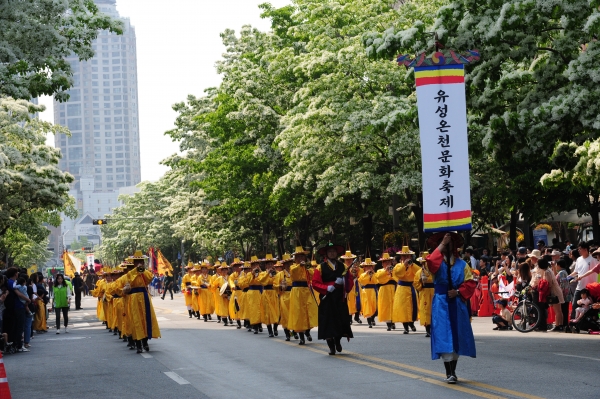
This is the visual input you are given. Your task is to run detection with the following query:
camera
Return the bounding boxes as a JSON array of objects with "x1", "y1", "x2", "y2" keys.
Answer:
[{"x1": 491, "y1": 256, "x2": 501, "y2": 263}]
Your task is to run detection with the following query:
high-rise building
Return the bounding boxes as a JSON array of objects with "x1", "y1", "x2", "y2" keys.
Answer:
[
  {"x1": 54, "y1": 0, "x2": 141, "y2": 192},
  {"x1": 48, "y1": 0, "x2": 141, "y2": 267}
]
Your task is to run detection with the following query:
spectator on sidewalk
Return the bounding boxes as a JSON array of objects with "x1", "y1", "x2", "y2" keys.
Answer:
[
  {"x1": 570, "y1": 242, "x2": 598, "y2": 319},
  {"x1": 4, "y1": 267, "x2": 31, "y2": 352},
  {"x1": 492, "y1": 299, "x2": 512, "y2": 330},
  {"x1": 161, "y1": 271, "x2": 174, "y2": 300},
  {"x1": 555, "y1": 259, "x2": 572, "y2": 332},
  {"x1": 32, "y1": 274, "x2": 48, "y2": 333}
]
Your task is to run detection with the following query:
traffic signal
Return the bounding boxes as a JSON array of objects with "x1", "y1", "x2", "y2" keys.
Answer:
[
  {"x1": 92, "y1": 219, "x2": 108, "y2": 225},
  {"x1": 82, "y1": 246, "x2": 93, "y2": 251}
]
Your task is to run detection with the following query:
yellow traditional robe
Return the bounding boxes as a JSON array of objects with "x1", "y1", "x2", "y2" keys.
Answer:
[
  {"x1": 181, "y1": 273, "x2": 193, "y2": 307},
  {"x1": 358, "y1": 271, "x2": 378, "y2": 318},
  {"x1": 274, "y1": 270, "x2": 292, "y2": 328},
  {"x1": 228, "y1": 271, "x2": 241, "y2": 320},
  {"x1": 239, "y1": 271, "x2": 263, "y2": 325},
  {"x1": 414, "y1": 268, "x2": 434, "y2": 327},
  {"x1": 197, "y1": 273, "x2": 212, "y2": 315},
  {"x1": 190, "y1": 275, "x2": 200, "y2": 313},
  {"x1": 211, "y1": 275, "x2": 230, "y2": 318},
  {"x1": 125, "y1": 268, "x2": 161, "y2": 340},
  {"x1": 375, "y1": 269, "x2": 396, "y2": 323},
  {"x1": 258, "y1": 271, "x2": 280, "y2": 325},
  {"x1": 288, "y1": 264, "x2": 318, "y2": 332},
  {"x1": 92, "y1": 278, "x2": 106, "y2": 321},
  {"x1": 392, "y1": 262, "x2": 421, "y2": 323}
]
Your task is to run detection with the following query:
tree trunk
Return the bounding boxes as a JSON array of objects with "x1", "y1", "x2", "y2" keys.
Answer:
[
  {"x1": 274, "y1": 226, "x2": 285, "y2": 258},
  {"x1": 523, "y1": 215, "x2": 532, "y2": 248},
  {"x1": 509, "y1": 208, "x2": 518, "y2": 250},
  {"x1": 392, "y1": 194, "x2": 400, "y2": 231},
  {"x1": 362, "y1": 213, "x2": 373, "y2": 258}
]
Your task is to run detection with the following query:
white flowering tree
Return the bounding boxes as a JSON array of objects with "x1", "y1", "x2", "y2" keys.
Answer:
[
  {"x1": 0, "y1": 0, "x2": 122, "y2": 100},
  {"x1": 0, "y1": 98, "x2": 75, "y2": 267},
  {"x1": 365, "y1": 0, "x2": 600, "y2": 247}
]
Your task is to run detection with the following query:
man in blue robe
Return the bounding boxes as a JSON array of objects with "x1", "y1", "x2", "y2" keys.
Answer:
[{"x1": 426, "y1": 232, "x2": 477, "y2": 384}]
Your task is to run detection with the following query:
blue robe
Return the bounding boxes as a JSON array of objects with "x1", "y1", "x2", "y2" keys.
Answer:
[{"x1": 430, "y1": 258, "x2": 476, "y2": 360}]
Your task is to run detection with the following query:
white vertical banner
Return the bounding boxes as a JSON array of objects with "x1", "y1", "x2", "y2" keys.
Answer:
[
  {"x1": 86, "y1": 253, "x2": 95, "y2": 270},
  {"x1": 414, "y1": 63, "x2": 472, "y2": 232}
]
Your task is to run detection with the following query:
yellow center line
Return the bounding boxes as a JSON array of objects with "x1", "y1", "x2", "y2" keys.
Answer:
[
  {"x1": 278, "y1": 341, "x2": 504, "y2": 399},
  {"x1": 345, "y1": 351, "x2": 544, "y2": 399},
  {"x1": 279, "y1": 340, "x2": 544, "y2": 399}
]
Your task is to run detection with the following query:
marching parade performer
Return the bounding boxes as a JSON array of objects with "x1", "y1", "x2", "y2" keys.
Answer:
[
  {"x1": 426, "y1": 233, "x2": 477, "y2": 384},
  {"x1": 358, "y1": 258, "x2": 378, "y2": 327},
  {"x1": 258, "y1": 254, "x2": 280, "y2": 337},
  {"x1": 116, "y1": 257, "x2": 136, "y2": 348},
  {"x1": 126, "y1": 250, "x2": 161, "y2": 353},
  {"x1": 288, "y1": 246, "x2": 318, "y2": 345},
  {"x1": 341, "y1": 251, "x2": 361, "y2": 324},
  {"x1": 181, "y1": 262, "x2": 194, "y2": 318},
  {"x1": 241, "y1": 256, "x2": 264, "y2": 334},
  {"x1": 108, "y1": 268, "x2": 125, "y2": 337},
  {"x1": 198, "y1": 262, "x2": 213, "y2": 321},
  {"x1": 228, "y1": 258, "x2": 244, "y2": 328},
  {"x1": 375, "y1": 253, "x2": 397, "y2": 331},
  {"x1": 92, "y1": 270, "x2": 107, "y2": 324},
  {"x1": 312, "y1": 243, "x2": 354, "y2": 355},
  {"x1": 413, "y1": 251, "x2": 434, "y2": 337},
  {"x1": 392, "y1": 246, "x2": 420, "y2": 334},
  {"x1": 238, "y1": 261, "x2": 252, "y2": 330},
  {"x1": 273, "y1": 254, "x2": 294, "y2": 340},
  {"x1": 212, "y1": 261, "x2": 231, "y2": 326},
  {"x1": 190, "y1": 265, "x2": 201, "y2": 319}
]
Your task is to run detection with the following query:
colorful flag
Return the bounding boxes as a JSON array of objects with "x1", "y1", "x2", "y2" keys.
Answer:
[
  {"x1": 156, "y1": 249, "x2": 173, "y2": 275},
  {"x1": 63, "y1": 251, "x2": 78, "y2": 278},
  {"x1": 414, "y1": 57, "x2": 473, "y2": 232}
]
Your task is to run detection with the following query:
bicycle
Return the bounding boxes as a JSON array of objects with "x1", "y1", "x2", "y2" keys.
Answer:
[{"x1": 510, "y1": 289, "x2": 541, "y2": 333}]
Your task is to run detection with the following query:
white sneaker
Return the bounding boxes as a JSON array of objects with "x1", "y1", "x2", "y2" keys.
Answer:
[
  {"x1": 56, "y1": 329, "x2": 60, "y2": 334},
  {"x1": 64, "y1": 327, "x2": 68, "y2": 333},
  {"x1": 18, "y1": 347, "x2": 30, "y2": 352}
]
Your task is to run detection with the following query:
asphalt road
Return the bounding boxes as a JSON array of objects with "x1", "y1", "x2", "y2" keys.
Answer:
[{"x1": 4, "y1": 293, "x2": 600, "y2": 399}]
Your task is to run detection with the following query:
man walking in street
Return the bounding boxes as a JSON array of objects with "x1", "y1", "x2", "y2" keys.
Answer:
[
  {"x1": 161, "y1": 271, "x2": 174, "y2": 300},
  {"x1": 72, "y1": 272, "x2": 84, "y2": 310}
]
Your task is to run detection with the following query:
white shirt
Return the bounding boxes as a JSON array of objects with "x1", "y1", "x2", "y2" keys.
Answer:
[
  {"x1": 470, "y1": 256, "x2": 477, "y2": 268},
  {"x1": 575, "y1": 255, "x2": 598, "y2": 291}
]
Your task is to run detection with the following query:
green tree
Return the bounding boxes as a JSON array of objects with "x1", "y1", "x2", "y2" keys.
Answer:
[{"x1": 0, "y1": 0, "x2": 122, "y2": 100}]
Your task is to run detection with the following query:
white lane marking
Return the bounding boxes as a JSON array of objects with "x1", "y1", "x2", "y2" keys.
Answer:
[
  {"x1": 46, "y1": 337, "x2": 90, "y2": 341},
  {"x1": 140, "y1": 353, "x2": 153, "y2": 359},
  {"x1": 156, "y1": 317, "x2": 169, "y2": 321},
  {"x1": 83, "y1": 313, "x2": 90, "y2": 316},
  {"x1": 72, "y1": 323, "x2": 91, "y2": 327},
  {"x1": 554, "y1": 353, "x2": 600, "y2": 361},
  {"x1": 164, "y1": 371, "x2": 190, "y2": 385}
]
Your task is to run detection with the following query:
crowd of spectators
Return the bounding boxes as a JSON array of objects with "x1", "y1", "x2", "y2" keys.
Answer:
[{"x1": 468, "y1": 238, "x2": 600, "y2": 333}]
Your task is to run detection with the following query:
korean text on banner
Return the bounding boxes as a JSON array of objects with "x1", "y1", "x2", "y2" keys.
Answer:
[{"x1": 415, "y1": 64, "x2": 472, "y2": 232}]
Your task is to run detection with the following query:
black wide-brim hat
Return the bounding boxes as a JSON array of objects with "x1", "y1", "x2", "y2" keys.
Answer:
[
  {"x1": 426, "y1": 232, "x2": 464, "y2": 250},
  {"x1": 317, "y1": 243, "x2": 345, "y2": 257}
]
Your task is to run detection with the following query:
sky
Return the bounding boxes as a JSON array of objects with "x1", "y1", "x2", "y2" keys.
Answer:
[{"x1": 40, "y1": 0, "x2": 290, "y2": 182}]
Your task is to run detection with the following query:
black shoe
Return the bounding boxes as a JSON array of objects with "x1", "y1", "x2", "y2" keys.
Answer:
[
  {"x1": 425, "y1": 333, "x2": 430, "y2": 337},
  {"x1": 305, "y1": 331, "x2": 312, "y2": 341},
  {"x1": 161, "y1": 297, "x2": 164, "y2": 300},
  {"x1": 137, "y1": 348, "x2": 143, "y2": 354},
  {"x1": 273, "y1": 325, "x2": 278, "y2": 336},
  {"x1": 410, "y1": 323, "x2": 416, "y2": 332},
  {"x1": 293, "y1": 332, "x2": 299, "y2": 340},
  {"x1": 299, "y1": 339, "x2": 305, "y2": 345},
  {"x1": 188, "y1": 310, "x2": 193, "y2": 318},
  {"x1": 144, "y1": 346, "x2": 150, "y2": 352},
  {"x1": 386, "y1": 323, "x2": 392, "y2": 331},
  {"x1": 327, "y1": 340, "x2": 336, "y2": 355},
  {"x1": 224, "y1": 320, "x2": 228, "y2": 326},
  {"x1": 354, "y1": 314, "x2": 362, "y2": 324},
  {"x1": 259, "y1": 327, "x2": 263, "y2": 332},
  {"x1": 403, "y1": 330, "x2": 409, "y2": 334},
  {"x1": 268, "y1": 333, "x2": 274, "y2": 337},
  {"x1": 208, "y1": 315, "x2": 212, "y2": 320},
  {"x1": 335, "y1": 338, "x2": 342, "y2": 353},
  {"x1": 203, "y1": 315, "x2": 208, "y2": 322},
  {"x1": 391, "y1": 323, "x2": 396, "y2": 330}
]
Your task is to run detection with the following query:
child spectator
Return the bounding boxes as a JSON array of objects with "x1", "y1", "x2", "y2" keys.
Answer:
[
  {"x1": 492, "y1": 299, "x2": 512, "y2": 330},
  {"x1": 15, "y1": 277, "x2": 33, "y2": 316},
  {"x1": 571, "y1": 289, "x2": 592, "y2": 324}
]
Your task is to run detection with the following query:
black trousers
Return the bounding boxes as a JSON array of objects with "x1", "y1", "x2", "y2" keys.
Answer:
[
  {"x1": 75, "y1": 290, "x2": 82, "y2": 309},
  {"x1": 162, "y1": 286, "x2": 173, "y2": 299},
  {"x1": 55, "y1": 307, "x2": 69, "y2": 329},
  {"x1": 560, "y1": 301, "x2": 570, "y2": 326},
  {"x1": 12, "y1": 308, "x2": 26, "y2": 349},
  {"x1": 571, "y1": 290, "x2": 583, "y2": 319}
]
